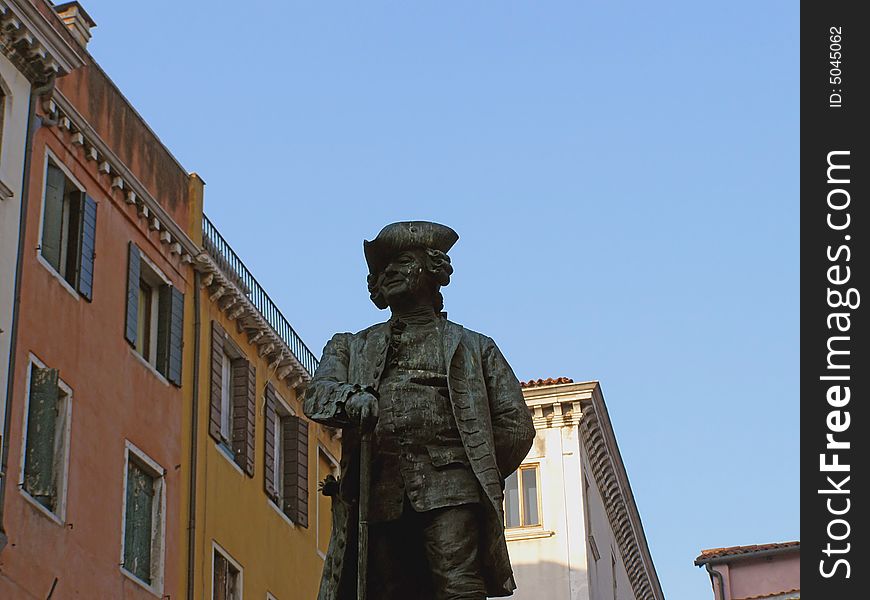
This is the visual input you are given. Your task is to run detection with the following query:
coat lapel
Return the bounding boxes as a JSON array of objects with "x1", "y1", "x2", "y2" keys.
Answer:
[
  {"x1": 441, "y1": 319, "x2": 463, "y2": 368},
  {"x1": 355, "y1": 322, "x2": 390, "y2": 389}
]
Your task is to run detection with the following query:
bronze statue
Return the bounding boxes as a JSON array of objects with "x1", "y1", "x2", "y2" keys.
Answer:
[{"x1": 304, "y1": 222, "x2": 535, "y2": 600}]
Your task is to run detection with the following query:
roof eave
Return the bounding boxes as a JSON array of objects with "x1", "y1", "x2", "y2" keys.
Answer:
[{"x1": 695, "y1": 544, "x2": 801, "y2": 566}]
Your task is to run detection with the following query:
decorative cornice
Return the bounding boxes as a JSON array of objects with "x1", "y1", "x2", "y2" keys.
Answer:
[
  {"x1": 522, "y1": 380, "x2": 665, "y2": 600},
  {"x1": 0, "y1": 0, "x2": 83, "y2": 81},
  {"x1": 523, "y1": 379, "x2": 584, "y2": 429},
  {"x1": 42, "y1": 91, "x2": 199, "y2": 263},
  {"x1": 194, "y1": 253, "x2": 311, "y2": 388},
  {"x1": 577, "y1": 383, "x2": 665, "y2": 600}
]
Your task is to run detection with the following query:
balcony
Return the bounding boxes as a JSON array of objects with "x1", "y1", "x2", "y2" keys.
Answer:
[{"x1": 200, "y1": 215, "x2": 319, "y2": 380}]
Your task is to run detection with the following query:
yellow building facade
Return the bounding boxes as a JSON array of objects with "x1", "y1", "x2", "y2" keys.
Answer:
[{"x1": 181, "y1": 208, "x2": 339, "y2": 599}]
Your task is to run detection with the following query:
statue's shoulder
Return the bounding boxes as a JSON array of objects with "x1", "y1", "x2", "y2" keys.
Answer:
[
  {"x1": 444, "y1": 319, "x2": 494, "y2": 349},
  {"x1": 351, "y1": 320, "x2": 390, "y2": 339}
]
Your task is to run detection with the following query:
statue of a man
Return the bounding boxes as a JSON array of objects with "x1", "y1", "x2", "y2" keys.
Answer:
[{"x1": 304, "y1": 221, "x2": 535, "y2": 600}]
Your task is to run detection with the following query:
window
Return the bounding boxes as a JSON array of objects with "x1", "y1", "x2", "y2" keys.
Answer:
[
  {"x1": 124, "y1": 242, "x2": 184, "y2": 385},
  {"x1": 121, "y1": 442, "x2": 165, "y2": 595},
  {"x1": 584, "y1": 475, "x2": 601, "y2": 560},
  {"x1": 611, "y1": 551, "x2": 618, "y2": 600},
  {"x1": 504, "y1": 464, "x2": 541, "y2": 528},
  {"x1": 220, "y1": 350, "x2": 233, "y2": 441},
  {"x1": 1, "y1": 85, "x2": 5, "y2": 146},
  {"x1": 209, "y1": 321, "x2": 255, "y2": 476},
  {"x1": 40, "y1": 158, "x2": 97, "y2": 299},
  {"x1": 263, "y1": 383, "x2": 309, "y2": 526},
  {"x1": 213, "y1": 545, "x2": 242, "y2": 600},
  {"x1": 20, "y1": 357, "x2": 71, "y2": 520}
]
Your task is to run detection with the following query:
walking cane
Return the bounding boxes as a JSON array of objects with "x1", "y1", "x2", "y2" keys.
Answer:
[{"x1": 357, "y1": 429, "x2": 372, "y2": 600}]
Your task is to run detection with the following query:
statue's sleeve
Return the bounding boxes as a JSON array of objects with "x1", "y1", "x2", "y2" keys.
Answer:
[
  {"x1": 481, "y1": 337, "x2": 536, "y2": 479},
  {"x1": 303, "y1": 332, "x2": 360, "y2": 428}
]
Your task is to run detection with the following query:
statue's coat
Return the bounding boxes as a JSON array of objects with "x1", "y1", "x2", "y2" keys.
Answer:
[{"x1": 304, "y1": 318, "x2": 535, "y2": 599}]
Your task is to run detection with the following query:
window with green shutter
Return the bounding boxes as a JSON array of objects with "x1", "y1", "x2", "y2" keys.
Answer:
[
  {"x1": 40, "y1": 159, "x2": 97, "y2": 299},
  {"x1": 124, "y1": 244, "x2": 184, "y2": 386},
  {"x1": 121, "y1": 444, "x2": 165, "y2": 594},
  {"x1": 124, "y1": 460, "x2": 154, "y2": 583},
  {"x1": 22, "y1": 360, "x2": 71, "y2": 518}
]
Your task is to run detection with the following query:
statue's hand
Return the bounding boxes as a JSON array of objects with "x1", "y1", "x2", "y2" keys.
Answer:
[{"x1": 345, "y1": 390, "x2": 379, "y2": 431}]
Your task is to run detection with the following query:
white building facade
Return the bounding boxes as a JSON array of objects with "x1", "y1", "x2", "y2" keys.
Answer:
[{"x1": 504, "y1": 379, "x2": 664, "y2": 600}]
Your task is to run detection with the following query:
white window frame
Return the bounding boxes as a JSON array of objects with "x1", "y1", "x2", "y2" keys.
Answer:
[
  {"x1": 18, "y1": 353, "x2": 73, "y2": 525},
  {"x1": 220, "y1": 350, "x2": 233, "y2": 442},
  {"x1": 134, "y1": 251, "x2": 171, "y2": 369},
  {"x1": 212, "y1": 330, "x2": 245, "y2": 475},
  {"x1": 212, "y1": 540, "x2": 243, "y2": 600},
  {"x1": 504, "y1": 462, "x2": 543, "y2": 530},
  {"x1": 1, "y1": 77, "x2": 10, "y2": 195},
  {"x1": 36, "y1": 150, "x2": 86, "y2": 300},
  {"x1": 119, "y1": 440, "x2": 167, "y2": 597},
  {"x1": 267, "y1": 391, "x2": 296, "y2": 525},
  {"x1": 315, "y1": 444, "x2": 339, "y2": 559}
]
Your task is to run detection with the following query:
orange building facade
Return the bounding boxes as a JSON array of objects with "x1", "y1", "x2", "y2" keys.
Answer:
[
  {"x1": 0, "y1": 3, "x2": 337, "y2": 598},
  {"x1": 0, "y1": 2, "x2": 202, "y2": 597}
]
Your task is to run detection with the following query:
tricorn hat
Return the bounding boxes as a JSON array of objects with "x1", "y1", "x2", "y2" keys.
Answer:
[{"x1": 364, "y1": 221, "x2": 459, "y2": 275}]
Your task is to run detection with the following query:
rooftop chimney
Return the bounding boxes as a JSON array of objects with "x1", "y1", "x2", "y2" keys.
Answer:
[{"x1": 53, "y1": 2, "x2": 96, "y2": 48}]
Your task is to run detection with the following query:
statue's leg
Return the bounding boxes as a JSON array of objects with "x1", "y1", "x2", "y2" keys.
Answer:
[
  {"x1": 368, "y1": 514, "x2": 427, "y2": 599},
  {"x1": 419, "y1": 504, "x2": 487, "y2": 600}
]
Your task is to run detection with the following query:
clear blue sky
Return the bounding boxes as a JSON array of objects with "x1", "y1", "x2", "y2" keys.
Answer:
[{"x1": 83, "y1": 2, "x2": 798, "y2": 598}]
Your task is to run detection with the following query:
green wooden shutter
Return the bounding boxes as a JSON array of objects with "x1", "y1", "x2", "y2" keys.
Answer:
[
  {"x1": 76, "y1": 194, "x2": 97, "y2": 300},
  {"x1": 155, "y1": 285, "x2": 184, "y2": 384},
  {"x1": 232, "y1": 360, "x2": 256, "y2": 476},
  {"x1": 209, "y1": 322, "x2": 224, "y2": 442},
  {"x1": 123, "y1": 459, "x2": 154, "y2": 583},
  {"x1": 167, "y1": 287, "x2": 184, "y2": 386},
  {"x1": 63, "y1": 192, "x2": 83, "y2": 287},
  {"x1": 23, "y1": 367, "x2": 60, "y2": 510},
  {"x1": 263, "y1": 385, "x2": 277, "y2": 501},
  {"x1": 41, "y1": 164, "x2": 65, "y2": 271},
  {"x1": 125, "y1": 242, "x2": 140, "y2": 346},
  {"x1": 156, "y1": 285, "x2": 171, "y2": 377}
]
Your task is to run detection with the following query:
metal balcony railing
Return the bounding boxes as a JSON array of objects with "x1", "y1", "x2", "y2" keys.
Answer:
[{"x1": 202, "y1": 215, "x2": 319, "y2": 377}]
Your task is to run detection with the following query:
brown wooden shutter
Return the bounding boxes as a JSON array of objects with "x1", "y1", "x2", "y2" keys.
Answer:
[
  {"x1": 76, "y1": 194, "x2": 97, "y2": 301},
  {"x1": 23, "y1": 367, "x2": 60, "y2": 509},
  {"x1": 232, "y1": 359, "x2": 256, "y2": 476},
  {"x1": 214, "y1": 552, "x2": 228, "y2": 600},
  {"x1": 124, "y1": 242, "x2": 140, "y2": 346},
  {"x1": 208, "y1": 321, "x2": 224, "y2": 442},
  {"x1": 263, "y1": 384, "x2": 278, "y2": 501},
  {"x1": 283, "y1": 415, "x2": 309, "y2": 527}
]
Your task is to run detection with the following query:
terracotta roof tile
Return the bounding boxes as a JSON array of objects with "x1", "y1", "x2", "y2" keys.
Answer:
[
  {"x1": 520, "y1": 377, "x2": 574, "y2": 388},
  {"x1": 695, "y1": 541, "x2": 799, "y2": 564}
]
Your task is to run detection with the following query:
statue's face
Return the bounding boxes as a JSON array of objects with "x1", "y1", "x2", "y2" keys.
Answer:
[{"x1": 379, "y1": 250, "x2": 431, "y2": 307}]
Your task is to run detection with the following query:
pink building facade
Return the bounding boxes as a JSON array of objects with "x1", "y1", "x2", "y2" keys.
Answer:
[{"x1": 695, "y1": 542, "x2": 800, "y2": 600}]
